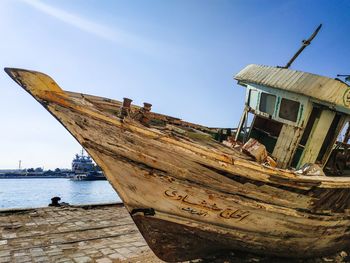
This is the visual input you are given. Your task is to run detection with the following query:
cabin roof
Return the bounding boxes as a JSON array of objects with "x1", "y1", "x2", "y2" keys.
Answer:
[{"x1": 235, "y1": 64, "x2": 350, "y2": 113}]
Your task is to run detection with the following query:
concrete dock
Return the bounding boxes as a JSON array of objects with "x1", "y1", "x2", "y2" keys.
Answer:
[
  {"x1": 0, "y1": 203, "x2": 349, "y2": 263},
  {"x1": 0, "y1": 203, "x2": 162, "y2": 263}
]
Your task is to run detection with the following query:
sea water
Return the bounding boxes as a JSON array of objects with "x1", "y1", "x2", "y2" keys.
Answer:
[{"x1": 0, "y1": 178, "x2": 121, "y2": 209}]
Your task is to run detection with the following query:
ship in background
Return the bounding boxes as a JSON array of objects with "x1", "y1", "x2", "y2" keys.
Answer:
[
  {"x1": 70, "y1": 149, "x2": 106, "y2": 181},
  {"x1": 0, "y1": 149, "x2": 106, "y2": 180}
]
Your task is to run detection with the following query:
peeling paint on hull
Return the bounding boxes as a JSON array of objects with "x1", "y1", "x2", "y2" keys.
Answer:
[{"x1": 5, "y1": 68, "x2": 350, "y2": 261}]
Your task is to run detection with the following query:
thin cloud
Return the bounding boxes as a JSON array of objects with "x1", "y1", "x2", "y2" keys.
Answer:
[{"x1": 21, "y1": 0, "x2": 173, "y2": 56}]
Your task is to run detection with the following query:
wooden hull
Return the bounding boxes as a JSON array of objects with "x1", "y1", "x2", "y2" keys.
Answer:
[{"x1": 6, "y1": 68, "x2": 350, "y2": 262}]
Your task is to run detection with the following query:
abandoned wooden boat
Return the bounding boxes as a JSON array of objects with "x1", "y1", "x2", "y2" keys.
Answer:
[{"x1": 5, "y1": 65, "x2": 350, "y2": 261}]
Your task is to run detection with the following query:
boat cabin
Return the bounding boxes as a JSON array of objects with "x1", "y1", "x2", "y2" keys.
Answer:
[{"x1": 234, "y1": 64, "x2": 350, "y2": 172}]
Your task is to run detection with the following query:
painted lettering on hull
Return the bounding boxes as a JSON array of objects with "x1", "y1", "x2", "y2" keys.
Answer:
[{"x1": 164, "y1": 189, "x2": 250, "y2": 221}]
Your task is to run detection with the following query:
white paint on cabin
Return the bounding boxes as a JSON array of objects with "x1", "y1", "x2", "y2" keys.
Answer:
[
  {"x1": 235, "y1": 64, "x2": 350, "y2": 115},
  {"x1": 246, "y1": 84, "x2": 310, "y2": 128}
]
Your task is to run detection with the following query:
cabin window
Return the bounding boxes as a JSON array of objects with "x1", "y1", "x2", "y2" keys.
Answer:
[
  {"x1": 259, "y1": 93, "x2": 276, "y2": 115},
  {"x1": 248, "y1": 89, "x2": 259, "y2": 109},
  {"x1": 279, "y1": 98, "x2": 300, "y2": 122}
]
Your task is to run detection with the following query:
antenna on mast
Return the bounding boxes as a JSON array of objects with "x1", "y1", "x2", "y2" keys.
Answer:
[
  {"x1": 281, "y1": 24, "x2": 322, "y2": 69},
  {"x1": 337, "y1": 74, "x2": 350, "y2": 83}
]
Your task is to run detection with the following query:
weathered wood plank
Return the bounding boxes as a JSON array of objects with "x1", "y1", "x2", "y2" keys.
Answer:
[
  {"x1": 299, "y1": 110, "x2": 335, "y2": 165},
  {"x1": 272, "y1": 124, "x2": 302, "y2": 168}
]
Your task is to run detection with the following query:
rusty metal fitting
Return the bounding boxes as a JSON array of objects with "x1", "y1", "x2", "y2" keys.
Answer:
[
  {"x1": 120, "y1": 98, "x2": 133, "y2": 118},
  {"x1": 143, "y1": 102, "x2": 152, "y2": 112},
  {"x1": 122, "y1": 98, "x2": 133, "y2": 109},
  {"x1": 137, "y1": 102, "x2": 152, "y2": 126}
]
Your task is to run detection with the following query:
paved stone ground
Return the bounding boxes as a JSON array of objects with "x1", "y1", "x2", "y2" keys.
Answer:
[
  {"x1": 0, "y1": 204, "x2": 349, "y2": 263},
  {"x1": 0, "y1": 204, "x2": 162, "y2": 263}
]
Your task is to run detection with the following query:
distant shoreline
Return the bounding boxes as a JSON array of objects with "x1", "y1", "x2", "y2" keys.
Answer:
[{"x1": 0, "y1": 176, "x2": 69, "y2": 179}]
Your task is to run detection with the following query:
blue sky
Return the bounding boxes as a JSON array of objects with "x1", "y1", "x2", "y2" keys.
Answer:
[{"x1": 0, "y1": 0, "x2": 349, "y2": 169}]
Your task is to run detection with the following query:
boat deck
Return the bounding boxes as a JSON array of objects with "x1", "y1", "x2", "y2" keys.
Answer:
[{"x1": 0, "y1": 203, "x2": 348, "y2": 263}]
